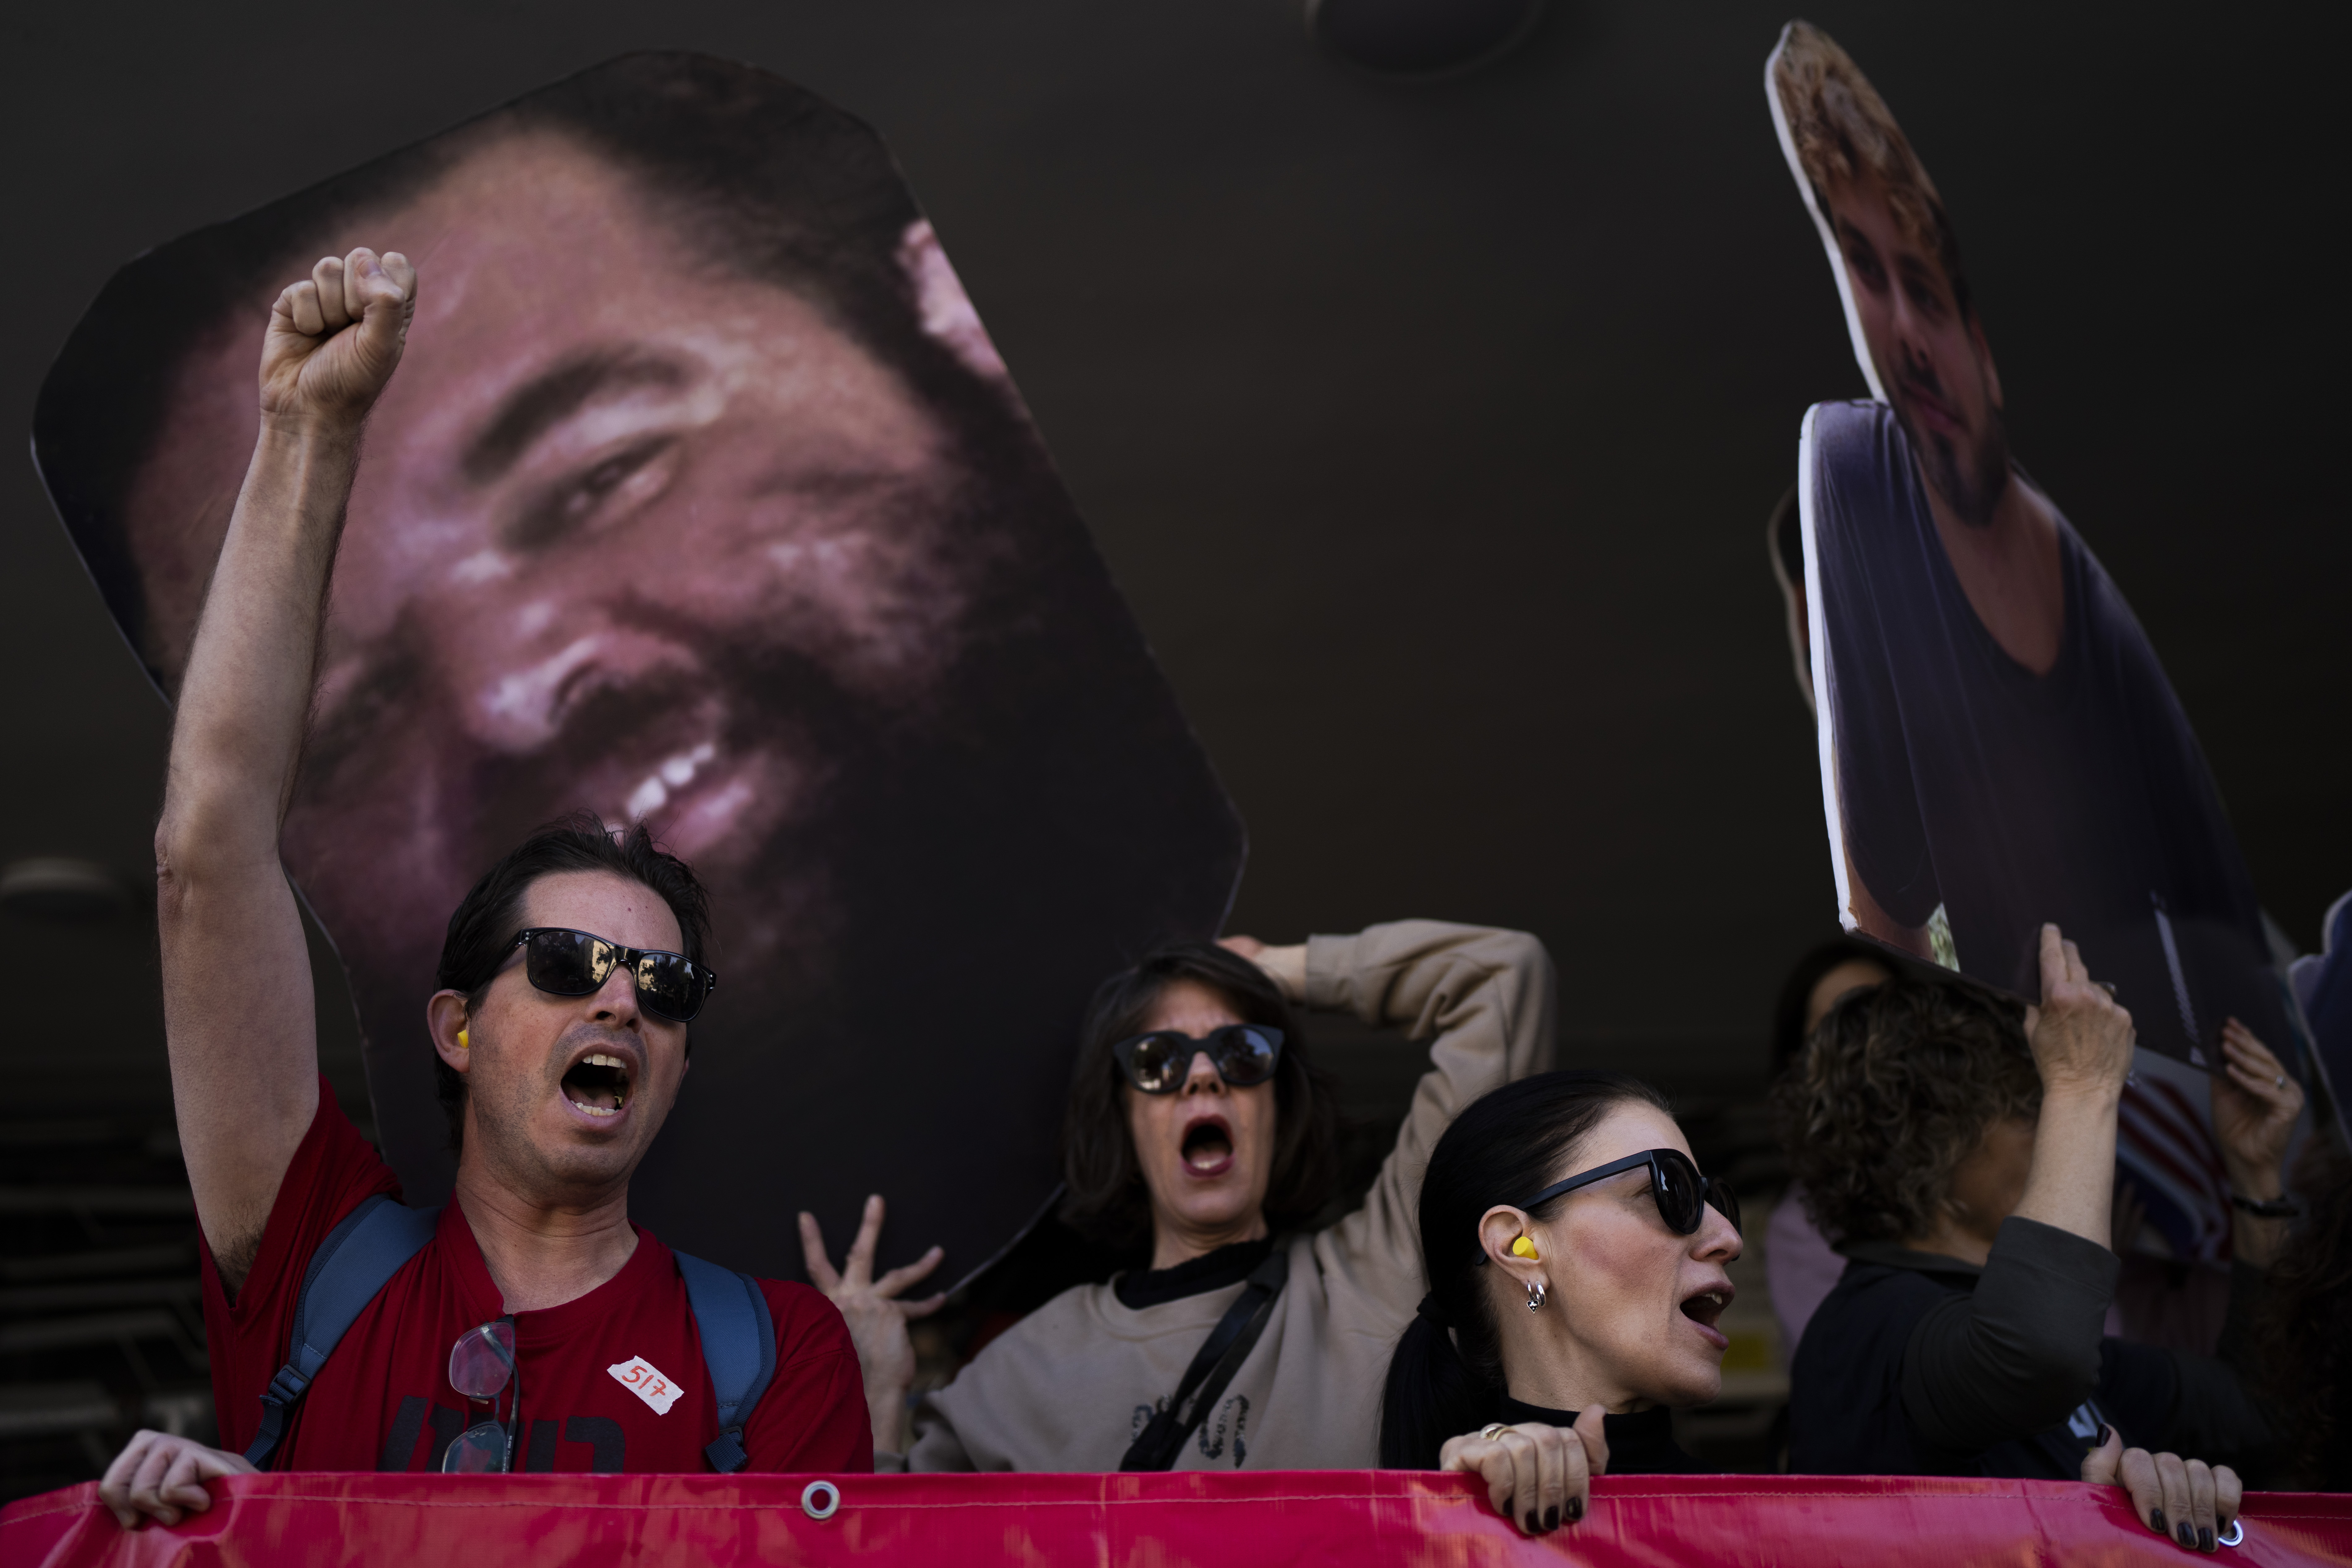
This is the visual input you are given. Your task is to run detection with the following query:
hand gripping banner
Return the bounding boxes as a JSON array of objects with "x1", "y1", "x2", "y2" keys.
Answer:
[{"x1": 9, "y1": 1471, "x2": 2352, "y2": 1567}]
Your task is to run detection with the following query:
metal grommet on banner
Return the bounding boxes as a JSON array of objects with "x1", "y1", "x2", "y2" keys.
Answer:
[
  {"x1": 2216, "y1": 1518, "x2": 2244, "y2": 1549},
  {"x1": 800, "y1": 1479, "x2": 841, "y2": 1521}
]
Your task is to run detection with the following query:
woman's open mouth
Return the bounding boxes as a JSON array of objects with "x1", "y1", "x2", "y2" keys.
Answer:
[
  {"x1": 1180, "y1": 1117, "x2": 1235, "y2": 1178},
  {"x1": 561, "y1": 1051, "x2": 633, "y2": 1118},
  {"x1": 1679, "y1": 1287, "x2": 1731, "y2": 1349}
]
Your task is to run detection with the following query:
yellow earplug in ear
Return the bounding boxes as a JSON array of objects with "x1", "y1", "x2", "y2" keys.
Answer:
[
  {"x1": 456, "y1": 1029, "x2": 470, "y2": 1049},
  {"x1": 1511, "y1": 1235, "x2": 1539, "y2": 1261}
]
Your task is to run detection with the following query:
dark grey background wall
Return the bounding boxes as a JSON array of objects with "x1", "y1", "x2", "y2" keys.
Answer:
[{"x1": 4, "y1": 1, "x2": 2346, "y2": 1131}]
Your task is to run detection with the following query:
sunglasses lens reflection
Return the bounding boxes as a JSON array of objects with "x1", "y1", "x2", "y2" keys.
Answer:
[
  {"x1": 636, "y1": 954, "x2": 708, "y2": 1022},
  {"x1": 525, "y1": 931, "x2": 603, "y2": 996},
  {"x1": 523, "y1": 931, "x2": 709, "y2": 1021},
  {"x1": 442, "y1": 1422, "x2": 510, "y2": 1474},
  {"x1": 1215, "y1": 1028, "x2": 1279, "y2": 1086},
  {"x1": 448, "y1": 1320, "x2": 517, "y2": 1401},
  {"x1": 1123, "y1": 1036, "x2": 1189, "y2": 1093},
  {"x1": 1654, "y1": 1153, "x2": 1704, "y2": 1234}
]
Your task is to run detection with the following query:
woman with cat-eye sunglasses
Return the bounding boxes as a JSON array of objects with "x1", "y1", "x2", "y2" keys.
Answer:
[
  {"x1": 797, "y1": 921, "x2": 1563, "y2": 1479},
  {"x1": 1382, "y1": 1070, "x2": 1746, "y2": 1536}
]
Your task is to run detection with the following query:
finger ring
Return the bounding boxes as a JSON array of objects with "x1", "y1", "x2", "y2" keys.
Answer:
[
  {"x1": 2096, "y1": 981, "x2": 2116, "y2": 996},
  {"x1": 2276, "y1": 1075, "x2": 2287, "y2": 1090},
  {"x1": 1480, "y1": 1423, "x2": 1510, "y2": 1442}
]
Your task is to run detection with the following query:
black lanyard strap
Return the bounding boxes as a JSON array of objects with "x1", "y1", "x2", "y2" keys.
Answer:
[{"x1": 1119, "y1": 1243, "x2": 1290, "y2": 1472}]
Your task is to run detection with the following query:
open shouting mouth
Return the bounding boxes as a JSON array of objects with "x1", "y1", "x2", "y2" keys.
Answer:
[
  {"x1": 1180, "y1": 1115, "x2": 1235, "y2": 1178},
  {"x1": 1679, "y1": 1284, "x2": 1732, "y2": 1350},
  {"x1": 561, "y1": 1048, "x2": 635, "y2": 1118}
]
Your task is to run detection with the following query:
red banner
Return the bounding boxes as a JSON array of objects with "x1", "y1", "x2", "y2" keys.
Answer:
[{"x1": 7, "y1": 1470, "x2": 2350, "y2": 1566}]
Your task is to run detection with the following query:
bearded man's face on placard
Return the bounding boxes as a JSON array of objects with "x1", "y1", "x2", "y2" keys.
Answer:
[
  {"x1": 125, "y1": 127, "x2": 1025, "y2": 1004},
  {"x1": 1823, "y1": 171, "x2": 2011, "y2": 527},
  {"x1": 67, "y1": 60, "x2": 1243, "y2": 1256}
]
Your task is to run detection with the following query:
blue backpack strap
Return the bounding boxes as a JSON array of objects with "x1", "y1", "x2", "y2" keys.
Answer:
[
  {"x1": 673, "y1": 1251, "x2": 776, "y2": 1474},
  {"x1": 243, "y1": 1194, "x2": 441, "y2": 1469}
]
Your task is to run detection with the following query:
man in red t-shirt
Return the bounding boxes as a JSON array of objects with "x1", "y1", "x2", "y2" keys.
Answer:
[{"x1": 100, "y1": 248, "x2": 870, "y2": 1530}]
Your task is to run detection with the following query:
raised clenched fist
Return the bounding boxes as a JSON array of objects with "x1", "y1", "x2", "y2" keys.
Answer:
[{"x1": 258, "y1": 247, "x2": 416, "y2": 426}]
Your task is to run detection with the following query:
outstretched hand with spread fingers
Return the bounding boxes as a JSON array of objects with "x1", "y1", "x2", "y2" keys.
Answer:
[{"x1": 799, "y1": 1194, "x2": 946, "y2": 1452}]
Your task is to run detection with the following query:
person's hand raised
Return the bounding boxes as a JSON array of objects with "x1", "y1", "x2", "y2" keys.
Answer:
[
  {"x1": 798, "y1": 1194, "x2": 945, "y2": 1453},
  {"x1": 1438, "y1": 1408, "x2": 1610, "y2": 1535},
  {"x1": 2211, "y1": 1019, "x2": 2302, "y2": 1193},
  {"x1": 2026, "y1": 924, "x2": 2135, "y2": 1097},
  {"x1": 1219, "y1": 934, "x2": 1306, "y2": 1000},
  {"x1": 259, "y1": 247, "x2": 416, "y2": 428},
  {"x1": 98, "y1": 1430, "x2": 256, "y2": 1530}
]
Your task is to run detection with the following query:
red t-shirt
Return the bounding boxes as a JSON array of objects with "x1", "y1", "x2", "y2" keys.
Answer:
[{"x1": 200, "y1": 1084, "x2": 872, "y2": 1474}]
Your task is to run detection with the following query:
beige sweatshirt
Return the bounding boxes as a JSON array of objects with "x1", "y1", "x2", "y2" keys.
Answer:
[{"x1": 886, "y1": 920, "x2": 1557, "y2": 1472}]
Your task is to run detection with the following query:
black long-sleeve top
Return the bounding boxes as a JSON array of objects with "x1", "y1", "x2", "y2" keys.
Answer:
[
  {"x1": 1495, "y1": 1396, "x2": 1702, "y2": 1474},
  {"x1": 1788, "y1": 1216, "x2": 2268, "y2": 1476}
]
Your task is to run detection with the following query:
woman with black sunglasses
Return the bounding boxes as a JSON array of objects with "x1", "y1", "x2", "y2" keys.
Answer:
[
  {"x1": 1379, "y1": 1071, "x2": 1742, "y2": 1532},
  {"x1": 799, "y1": 921, "x2": 1557, "y2": 1472}
]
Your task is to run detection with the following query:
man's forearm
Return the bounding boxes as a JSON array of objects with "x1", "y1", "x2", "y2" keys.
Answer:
[
  {"x1": 2013, "y1": 1085, "x2": 2122, "y2": 1247},
  {"x1": 154, "y1": 248, "x2": 415, "y2": 1287},
  {"x1": 157, "y1": 419, "x2": 365, "y2": 1279},
  {"x1": 159, "y1": 421, "x2": 363, "y2": 870}
]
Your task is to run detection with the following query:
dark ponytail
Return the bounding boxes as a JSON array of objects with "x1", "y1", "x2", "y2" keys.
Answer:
[{"x1": 1378, "y1": 1070, "x2": 1670, "y2": 1468}]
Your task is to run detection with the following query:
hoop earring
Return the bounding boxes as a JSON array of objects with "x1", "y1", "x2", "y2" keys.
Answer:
[{"x1": 1525, "y1": 1278, "x2": 1547, "y2": 1311}]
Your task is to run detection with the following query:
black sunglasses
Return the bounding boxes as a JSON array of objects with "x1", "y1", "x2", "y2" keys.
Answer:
[
  {"x1": 508, "y1": 928, "x2": 718, "y2": 1024},
  {"x1": 1514, "y1": 1147, "x2": 1742, "y2": 1238},
  {"x1": 1112, "y1": 1025, "x2": 1285, "y2": 1095}
]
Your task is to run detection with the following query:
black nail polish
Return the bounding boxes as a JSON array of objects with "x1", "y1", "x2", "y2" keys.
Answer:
[
  {"x1": 1568, "y1": 1498, "x2": 1584, "y2": 1523},
  {"x1": 2200, "y1": 1527, "x2": 2215, "y2": 1552},
  {"x1": 1526, "y1": 1511, "x2": 1539, "y2": 1534},
  {"x1": 2151, "y1": 1508, "x2": 2167, "y2": 1535},
  {"x1": 2178, "y1": 1522, "x2": 2196, "y2": 1548},
  {"x1": 1545, "y1": 1507, "x2": 1560, "y2": 1531}
]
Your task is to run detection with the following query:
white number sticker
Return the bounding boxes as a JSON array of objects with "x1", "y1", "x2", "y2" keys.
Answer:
[{"x1": 607, "y1": 1355, "x2": 684, "y2": 1415}]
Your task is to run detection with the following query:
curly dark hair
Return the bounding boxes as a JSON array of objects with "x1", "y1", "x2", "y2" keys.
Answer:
[
  {"x1": 2253, "y1": 1132, "x2": 2352, "y2": 1486},
  {"x1": 1771, "y1": 978, "x2": 2039, "y2": 1244}
]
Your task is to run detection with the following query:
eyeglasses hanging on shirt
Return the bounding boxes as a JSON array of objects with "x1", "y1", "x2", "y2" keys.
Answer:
[{"x1": 443, "y1": 1318, "x2": 520, "y2": 1473}]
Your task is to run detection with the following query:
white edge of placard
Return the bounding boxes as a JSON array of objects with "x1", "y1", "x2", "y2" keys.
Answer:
[
  {"x1": 1796, "y1": 402, "x2": 1858, "y2": 935},
  {"x1": 1764, "y1": 26, "x2": 1888, "y2": 405}
]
